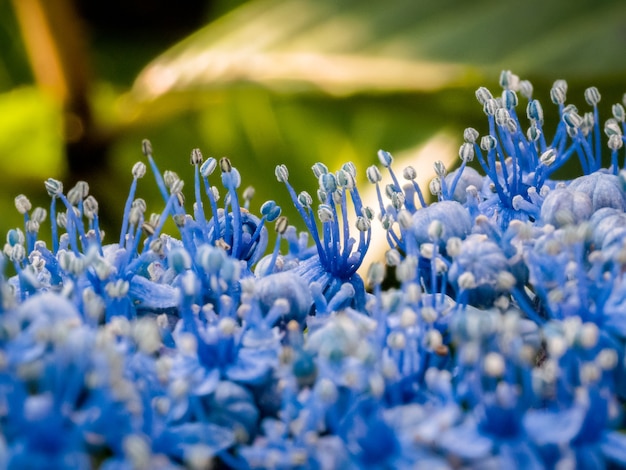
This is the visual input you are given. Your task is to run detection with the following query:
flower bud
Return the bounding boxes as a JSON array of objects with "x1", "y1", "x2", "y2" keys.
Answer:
[
  {"x1": 377, "y1": 149, "x2": 393, "y2": 167},
  {"x1": 366, "y1": 165, "x2": 382, "y2": 184},
  {"x1": 190, "y1": 148, "x2": 203, "y2": 166},
  {"x1": 463, "y1": 127, "x2": 479, "y2": 143},
  {"x1": 584, "y1": 86, "x2": 601, "y2": 106},
  {"x1": 459, "y1": 142, "x2": 475, "y2": 162},
  {"x1": 200, "y1": 157, "x2": 217, "y2": 177},
  {"x1": 475, "y1": 87, "x2": 493, "y2": 105},
  {"x1": 132, "y1": 161, "x2": 147, "y2": 179}
]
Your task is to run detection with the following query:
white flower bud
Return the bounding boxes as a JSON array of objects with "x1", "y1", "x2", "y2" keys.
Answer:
[
  {"x1": 580, "y1": 363, "x2": 601, "y2": 384},
  {"x1": 547, "y1": 336, "x2": 567, "y2": 358},
  {"x1": 275, "y1": 164, "x2": 289, "y2": 182},
  {"x1": 402, "y1": 166, "x2": 417, "y2": 180},
  {"x1": 578, "y1": 322, "x2": 599, "y2": 349},
  {"x1": 496, "y1": 271, "x2": 516, "y2": 290},
  {"x1": 395, "y1": 256, "x2": 417, "y2": 283},
  {"x1": 459, "y1": 142, "x2": 475, "y2": 162},
  {"x1": 475, "y1": 87, "x2": 493, "y2": 105},
  {"x1": 457, "y1": 272, "x2": 477, "y2": 290},
  {"x1": 604, "y1": 118, "x2": 622, "y2": 137},
  {"x1": 385, "y1": 249, "x2": 402, "y2": 266},
  {"x1": 612, "y1": 103, "x2": 625, "y2": 122},
  {"x1": 317, "y1": 205, "x2": 334, "y2": 223},
  {"x1": 484, "y1": 352, "x2": 505, "y2": 377},
  {"x1": 428, "y1": 220, "x2": 444, "y2": 240},
  {"x1": 421, "y1": 306, "x2": 437, "y2": 324},
  {"x1": 14, "y1": 195, "x2": 31, "y2": 214},
  {"x1": 419, "y1": 243, "x2": 434, "y2": 259},
  {"x1": 480, "y1": 135, "x2": 497, "y2": 151},
  {"x1": 519, "y1": 80, "x2": 533, "y2": 99},
  {"x1": 463, "y1": 127, "x2": 479, "y2": 143},
  {"x1": 366, "y1": 165, "x2": 382, "y2": 184},
  {"x1": 377, "y1": 149, "x2": 393, "y2": 167},
  {"x1": 426, "y1": 329, "x2": 443, "y2": 350},
  {"x1": 433, "y1": 160, "x2": 447, "y2": 177},
  {"x1": 367, "y1": 262, "x2": 385, "y2": 287},
  {"x1": 596, "y1": 348, "x2": 618, "y2": 370},
  {"x1": 405, "y1": 283, "x2": 422, "y2": 303},
  {"x1": 132, "y1": 162, "x2": 147, "y2": 179},
  {"x1": 218, "y1": 317, "x2": 237, "y2": 336},
  {"x1": 397, "y1": 210, "x2": 412, "y2": 230},
  {"x1": 133, "y1": 318, "x2": 161, "y2": 354},
  {"x1": 584, "y1": 87, "x2": 601, "y2": 106},
  {"x1": 400, "y1": 308, "x2": 417, "y2": 327},
  {"x1": 539, "y1": 148, "x2": 557, "y2": 166},
  {"x1": 387, "y1": 331, "x2": 406, "y2": 350},
  {"x1": 550, "y1": 82, "x2": 567, "y2": 105},
  {"x1": 446, "y1": 237, "x2": 462, "y2": 257}
]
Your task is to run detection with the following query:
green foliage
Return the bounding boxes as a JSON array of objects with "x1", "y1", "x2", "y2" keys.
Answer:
[
  {"x1": 0, "y1": 87, "x2": 64, "y2": 178},
  {"x1": 0, "y1": 87, "x2": 64, "y2": 241},
  {"x1": 0, "y1": 1, "x2": 31, "y2": 90}
]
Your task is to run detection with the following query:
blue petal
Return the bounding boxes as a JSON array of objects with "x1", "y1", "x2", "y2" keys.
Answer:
[
  {"x1": 602, "y1": 278, "x2": 626, "y2": 338},
  {"x1": 129, "y1": 275, "x2": 178, "y2": 312},
  {"x1": 153, "y1": 422, "x2": 235, "y2": 460},
  {"x1": 314, "y1": 436, "x2": 352, "y2": 470},
  {"x1": 575, "y1": 444, "x2": 605, "y2": 470},
  {"x1": 523, "y1": 406, "x2": 585, "y2": 446},
  {"x1": 207, "y1": 381, "x2": 259, "y2": 438},
  {"x1": 225, "y1": 348, "x2": 273, "y2": 385},
  {"x1": 539, "y1": 188, "x2": 592, "y2": 228},
  {"x1": 17, "y1": 292, "x2": 80, "y2": 322},
  {"x1": 190, "y1": 367, "x2": 220, "y2": 396},
  {"x1": 601, "y1": 431, "x2": 626, "y2": 466},
  {"x1": 254, "y1": 272, "x2": 312, "y2": 323},
  {"x1": 499, "y1": 441, "x2": 545, "y2": 470},
  {"x1": 411, "y1": 200, "x2": 472, "y2": 246},
  {"x1": 0, "y1": 435, "x2": 6, "y2": 470},
  {"x1": 438, "y1": 421, "x2": 493, "y2": 460},
  {"x1": 568, "y1": 171, "x2": 626, "y2": 211}
]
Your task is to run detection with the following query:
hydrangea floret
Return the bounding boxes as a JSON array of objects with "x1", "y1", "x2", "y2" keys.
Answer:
[{"x1": 3, "y1": 71, "x2": 626, "y2": 468}]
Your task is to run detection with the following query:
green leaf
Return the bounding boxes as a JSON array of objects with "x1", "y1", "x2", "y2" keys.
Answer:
[
  {"x1": 129, "y1": 0, "x2": 626, "y2": 103},
  {"x1": 0, "y1": 87, "x2": 64, "y2": 244},
  {"x1": 129, "y1": 0, "x2": 477, "y2": 102},
  {"x1": 0, "y1": 86, "x2": 64, "y2": 179}
]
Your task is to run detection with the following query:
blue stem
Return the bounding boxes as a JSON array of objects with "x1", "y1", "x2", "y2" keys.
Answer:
[
  {"x1": 264, "y1": 234, "x2": 283, "y2": 275},
  {"x1": 202, "y1": 176, "x2": 221, "y2": 243},
  {"x1": 50, "y1": 198, "x2": 59, "y2": 253},
  {"x1": 448, "y1": 160, "x2": 467, "y2": 200},
  {"x1": 119, "y1": 178, "x2": 138, "y2": 246},
  {"x1": 193, "y1": 165, "x2": 209, "y2": 241},
  {"x1": 593, "y1": 105, "x2": 601, "y2": 169},
  {"x1": 145, "y1": 153, "x2": 169, "y2": 203}
]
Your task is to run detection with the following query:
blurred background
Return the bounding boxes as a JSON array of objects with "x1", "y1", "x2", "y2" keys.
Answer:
[{"x1": 2, "y1": 0, "x2": 626, "y2": 261}]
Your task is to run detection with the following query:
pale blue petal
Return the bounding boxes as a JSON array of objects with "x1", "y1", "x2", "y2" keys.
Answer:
[{"x1": 523, "y1": 407, "x2": 586, "y2": 446}]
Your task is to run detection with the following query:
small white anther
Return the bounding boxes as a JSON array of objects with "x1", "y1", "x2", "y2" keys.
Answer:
[{"x1": 483, "y1": 352, "x2": 505, "y2": 377}]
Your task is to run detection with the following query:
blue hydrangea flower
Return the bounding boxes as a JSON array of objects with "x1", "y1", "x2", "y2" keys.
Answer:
[
  {"x1": 4, "y1": 73, "x2": 626, "y2": 468},
  {"x1": 274, "y1": 161, "x2": 372, "y2": 311}
]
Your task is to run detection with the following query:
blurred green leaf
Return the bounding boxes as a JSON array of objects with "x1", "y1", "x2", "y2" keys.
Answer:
[
  {"x1": 0, "y1": 86, "x2": 64, "y2": 246},
  {"x1": 130, "y1": 0, "x2": 472, "y2": 101},
  {"x1": 129, "y1": 0, "x2": 626, "y2": 106},
  {"x1": 0, "y1": 1, "x2": 31, "y2": 90},
  {"x1": 0, "y1": 86, "x2": 64, "y2": 179}
]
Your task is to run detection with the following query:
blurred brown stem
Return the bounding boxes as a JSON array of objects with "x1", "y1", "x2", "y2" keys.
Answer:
[{"x1": 11, "y1": 0, "x2": 108, "y2": 175}]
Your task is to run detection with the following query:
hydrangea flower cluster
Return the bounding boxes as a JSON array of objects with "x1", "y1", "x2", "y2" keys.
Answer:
[{"x1": 3, "y1": 71, "x2": 626, "y2": 468}]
